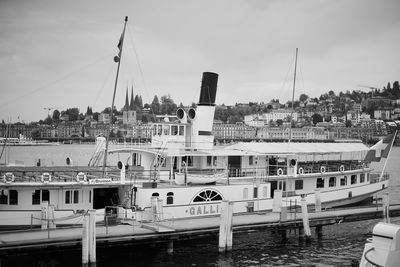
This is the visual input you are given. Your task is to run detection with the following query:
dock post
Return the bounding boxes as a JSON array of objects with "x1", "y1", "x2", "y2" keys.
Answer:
[
  {"x1": 41, "y1": 201, "x2": 48, "y2": 230},
  {"x1": 314, "y1": 189, "x2": 321, "y2": 213},
  {"x1": 151, "y1": 196, "x2": 158, "y2": 221},
  {"x1": 226, "y1": 202, "x2": 234, "y2": 251},
  {"x1": 88, "y1": 210, "x2": 96, "y2": 264},
  {"x1": 167, "y1": 239, "x2": 174, "y2": 254},
  {"x1": 300, "y1": 196, "x2": 311, "y2": 241},
  {"x1": 279, "y1": 229, "x2": 287, "y2": 242},
  {"x1": 82, "y1": 214, "x2": 89, "y2": 266},
  {"x1": 272, "y1": 190, "x2": 282, "y2": 213},
  {"x1": 48, "y1": 204, "x2": 56, "y2": 229},
  {"x1": 382, "y1": 192, "x2": 390, "y2": 223},
  {"x1": 316, "y1": 225, "x2": 323, "y2": 238},
  {"x1": 219, "y1": 200, "x2": 233, "y2": 253}
]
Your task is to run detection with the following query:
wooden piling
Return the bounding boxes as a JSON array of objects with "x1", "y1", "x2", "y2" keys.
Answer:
[
  {"x1": 316, "y1": 225, "x2": 323, "y2": 238},
  {"x1": 382, "y1": 192, "x2": 390, "y2": 223},
  {"x1": 272, "y1": 190, "x2": 282, "y2": 213},
  {"x1": 300, "y1": 196, "x2": 311, "y2": 241},
  {"x1": 82, "y1": 215, "x2": 89, "y2": 266},
  {"x1": 314, "y1": 189, "x2": 321, "y2": 213},
  {"x1": 218, "y1": 200, "x2": 233, "y2": 253},
  {"x1": 167, "y1": 240, "x2": 174, "y2": 254},
  {"x1": 41, "y1": 201, "x2": 48, "y2": 230},
  {"x1": 89, "y1": 210, "x2": 96, "y2": 263}
]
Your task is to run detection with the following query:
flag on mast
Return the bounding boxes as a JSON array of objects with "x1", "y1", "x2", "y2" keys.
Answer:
[{"x1": 364, "y1": 133, "x2": 397, "y2": 162}]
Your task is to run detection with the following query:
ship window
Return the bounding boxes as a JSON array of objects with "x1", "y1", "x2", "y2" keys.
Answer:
[
  {"x1": 179, "y1": 125, "x2": 184, "y2": 136},
  {"x1": 193, "y1": 189, "x2": 223, "y2": 202},
  {"x1": 9, "y1": 190, "x2": 18, "y2": 205},
  {"x1": 253, "y1": 187, "x2": 258, "y2": 198},
  {"x1": 42, "y1": 190, "x2": 50, "y2": 202},
  {"x1": 0, "y1": 190, "x2": 8, "y2": 204},
  {"x1": 172, "y1": 125, "x2": 178, "y2": 135},
  {"x1": 316, "y1": 178, "x2": 324, "y2": 188},
  {"x1": 340, "y1": 176, "x2": 347, "y2": 186},
  {"x1": 89, "y1": 190, "x2": 92, "y2": 203},
  {"x1": 163, "y1": 125, "x2": 170, "y2": 135},
  {"x1": 166, "y1": 192, "x2": 174, "y2": 205},
  {"x1": 366, "y1": 173, "x2": 370, "y2": 182},
  {"x1": 207, "y1": 156, "x2": 212, "y2": 166},
  {"x1": 329, "y1": 177, "x2": 336, "y2": 187},
  {"x1": 360, "y1": 174, "x2": 365, "y2": 183},
  {"x1": 213, "y1": 157, "x2": 217, "y2": 166},
  {"x1": 243, "y1": 188, "x2": 248, "y2": 199},
  {"x1": 32, "y1": 190, "x2": 41, "y2": 205},
  {"x1": 351, "y1": 175, "x2": 357, "y2": 185},
  {"x1": 182, "y1": 156, "x2": 193, "y2": 167},
  {"x1": 152, "y1": 193, "x2": 159, "y2": 197},
  {"x1": 133, "y1": 153, "x2": 141, "y2": 166},
  {"x1": 249, "y1": 156, "x2": 254, "y2": 165},
  {"x1": 65, "y1": 191, "x2": 71, "y2": 204},
  {"x1": 295, "y1": 180, "x2": 303, "y2": 190},
  {"x1": 73, "y1": 190, "x2": 79, "y2": 204}
]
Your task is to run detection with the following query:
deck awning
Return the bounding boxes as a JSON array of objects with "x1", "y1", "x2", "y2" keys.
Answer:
[{"x1": 225, "y1": 142, "x2": 370, "y2": 161}]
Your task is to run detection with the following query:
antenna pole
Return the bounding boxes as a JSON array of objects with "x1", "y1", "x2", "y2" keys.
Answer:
[
  {"x1": 102, "y1": 16, "x2": 128, "y2": 176},
  {"x1": 289, "y1": 48, "x2": 298, "y2": 143}
]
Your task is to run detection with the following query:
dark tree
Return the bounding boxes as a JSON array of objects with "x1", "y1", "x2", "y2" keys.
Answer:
[
  {"x1": 52, "y1": 110, "x2": 60, "y2": 121},
  {"x1": 160, "y1": 95, "x2": 177, "y2": 115},
  {"x1": 65, "y1": 108, "x2": 80, "y2": 121},
  {"x1": 93, "y1": 112, "x2": 100, "y2": 121},
  {"x1": 150, "y1": 95, "x2": 160, "y2": 114},
  {"x1": 311, "y1": 113, "x2": 323, "y2": 125}
]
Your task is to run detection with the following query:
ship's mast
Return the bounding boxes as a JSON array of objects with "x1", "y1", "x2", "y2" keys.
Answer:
[
  {"x1": 102, "y1": 16, "x2": 128, "y2": 176},
  {"x1": 289, "y1": 48, "x2": 298, "y2": 143}
]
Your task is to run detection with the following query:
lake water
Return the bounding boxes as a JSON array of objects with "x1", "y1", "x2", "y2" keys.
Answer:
[{"x1": 2, "y1": 145, "x2": 400, "y2": 267}]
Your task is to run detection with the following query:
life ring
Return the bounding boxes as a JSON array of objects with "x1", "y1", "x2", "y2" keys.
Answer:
[
  {"x1": 298, "y1": 167, "x2": 304, "y2": 175},
  {"x1": 76, "y1": 172, "x2": 87, "y2": 183},
  {"x1": 277, "y1": 168, "x2": 284, "y2": 176},
  {"x1": 41, "y1": 172, "x2": 51, "y2": 183},
  {"x1": 339, "y1": 165, "x2": 345, "y2": 172},
  {"x1": 320, "y1": 166, "x2": 326, "y2": 173},
  {"x1": 3, "y1": 172, "x2": 15, "y2": 183}
]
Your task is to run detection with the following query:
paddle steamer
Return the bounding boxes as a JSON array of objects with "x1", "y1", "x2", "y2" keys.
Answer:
[{"x1": 0, "y1": 72, "x2": 393, "y2": 229}]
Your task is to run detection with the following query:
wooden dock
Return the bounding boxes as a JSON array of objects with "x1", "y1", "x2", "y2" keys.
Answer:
[{"x1": 1, "y1": 205, "x2": 399, "y2": 256}]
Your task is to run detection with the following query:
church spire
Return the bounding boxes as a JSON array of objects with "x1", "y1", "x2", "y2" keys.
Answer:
[
  {"x1": 124, "y1": 86, "x2": 129, "y2": 111},
  {"x1": 130, "y1": 85, "x2": 134, "y2": 110}
]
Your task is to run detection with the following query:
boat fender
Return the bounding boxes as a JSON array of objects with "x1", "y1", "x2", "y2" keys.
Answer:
[
  {"x1": 277, "y1": 168, "x2": 284, "y2": 176},
  {"x1": 3, "y1": 172, "x2": 15, "y2": 183},
  {"x1": 41, "y1": 172, "x2": 52, "y2": 183},
  {"x1": 320, "y1": 166, "x2": 326, "y2": 173},
  {"x1": 76, "y1": 172, "x2": 87, "y2": 182},
  {"x1": 298, "y1": 167, "x2": 304, "y2": 175},
  {"x1": 339, "y1": 165, "x2": 345, "y2": 172}
]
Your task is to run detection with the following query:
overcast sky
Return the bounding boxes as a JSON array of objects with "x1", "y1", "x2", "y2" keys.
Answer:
[{"x1": 1, "y1": 0, "x2": 399, "y2": 122}]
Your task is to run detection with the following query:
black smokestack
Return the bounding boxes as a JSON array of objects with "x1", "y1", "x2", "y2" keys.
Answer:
[{"x1": 198, "y1": 72, "x2": 218, "y2": 106}]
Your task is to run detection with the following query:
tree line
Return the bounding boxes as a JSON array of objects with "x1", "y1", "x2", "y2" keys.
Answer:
[{"x1": 36, "y1": 81, "x2": 399, "y2": 125}]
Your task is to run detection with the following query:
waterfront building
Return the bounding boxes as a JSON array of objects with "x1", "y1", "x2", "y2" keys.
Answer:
[
  {"x1": 98, "y1": 113, "x2": 110, "y2": 124},
  {"x1": 374, "y1": 108, "x2": 392, "y2": 120},
  {"x1": 212, "y1": 123, "x2": 256, "y2": 140},
  {"x1": 56, "y1": 122, "x2": 83, "y2": 138}
]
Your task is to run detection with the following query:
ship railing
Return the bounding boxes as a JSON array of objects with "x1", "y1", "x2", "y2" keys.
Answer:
[
  {"x1": 178, "y1": 168, "x2": 227, "y2": 175},
  {"x1": 0, "y1": 168, "x2": 168, "y2": 184},
  {"x1": 370, "y1": 172, "x2": 390, "y2": 183},
  {"x1": 136, "y1": 209, "x2": 175, "y2": 231}
]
